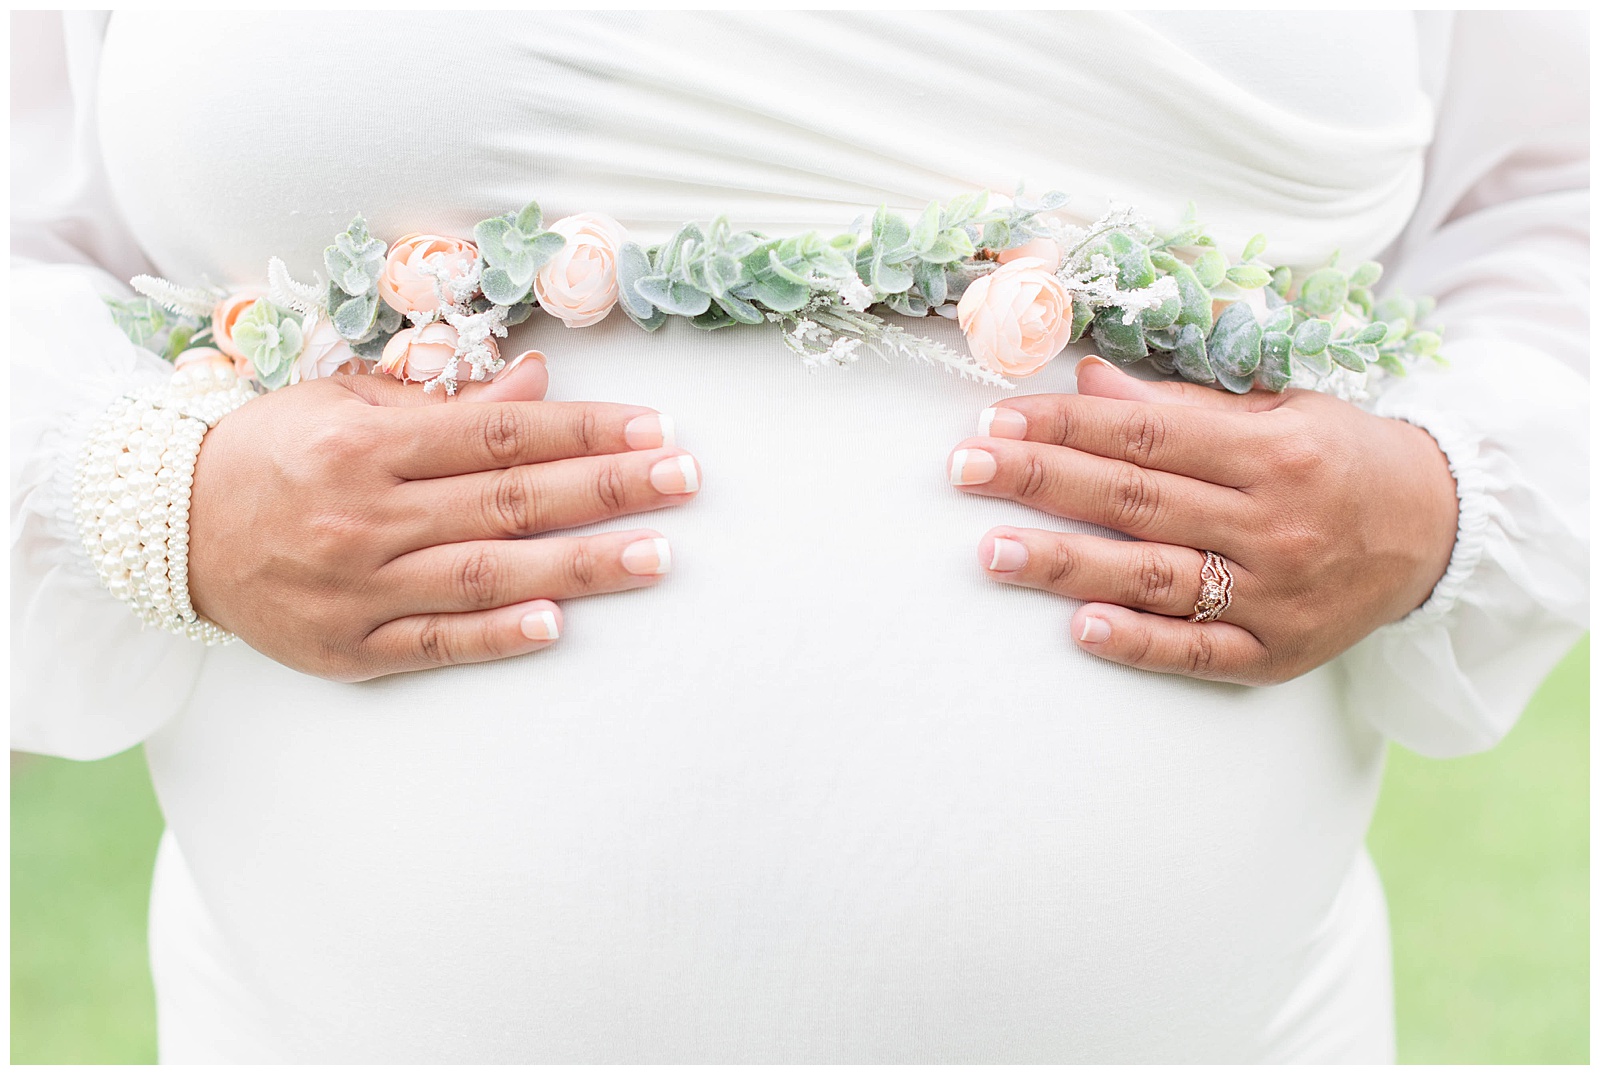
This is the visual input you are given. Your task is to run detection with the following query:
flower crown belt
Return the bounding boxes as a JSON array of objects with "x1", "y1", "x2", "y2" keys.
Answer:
[{"x1": 108, "y1": 190, "x2": 1443, "y2": 400}]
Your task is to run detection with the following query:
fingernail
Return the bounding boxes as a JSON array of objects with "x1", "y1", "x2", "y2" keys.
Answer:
[
  {"x1": 625, "y1": 413, "x2": 676, "y2": 450},
  {"x1": 622, "y1": 536, "x2": 672, "y2": 576},
  {"x1": 1078, "y1": 354, "x2": 1118, "y2": 373},
  {"x1": 979, "y1": 407, "x2": 1027, "y2": 440},
  {"x1": 649, "y1": 454, "x2": 700, "y2": 494},
  {"x1": 988, "y1": 536, "x2": 1029, "y2": 572},
  {"x1": 521, "y1": 608, "x2": 560, "y2": 641},
  {"x1": 496, "y1": 349, "x2": 546, "y2": 379},
  {"x1": 949, "y1": 448, "x2": 997, "y2": 486},
  {"x1": 1078, "y1": 615, "x2": 1111, "y2": 644}
]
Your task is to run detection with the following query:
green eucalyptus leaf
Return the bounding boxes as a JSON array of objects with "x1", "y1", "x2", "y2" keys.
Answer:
[
  {"x1": 1067, "y1": 297, "x2": 1095, "y2": 344},
  {"x1": 914, "y1": 260, "x2": 947, "y2": 307},
  {"x1": 1347, "y1": 286, "x2": 1375, "y2": 319},
  {"x1": 1375, "y1": 295, "x2": 1417, "y2": 325},
  {"x1": 332, "y1": 291, "x2": 379, "y2": 340},
  {"x1": 1349, "y1": 260, "x2": 1383, "y2": 288},
  {"x1": 1207, "y1": 299, "x2": 1262, "y2": 379},
  {"x1": 872, "y1": 206, "x2": 911, "y2": 251},
  {"x1": 635, "y1": 275, "x2": 712, "y2": 317},
  {"x1": 1327, "y1": 343, "x2": 1369, "y2": 372},
  {"x1": 1269, "y1": 265, "x2": 1294, "y2": 298},
  {"x1": 501, "y1": 301, "x2": 536, "y2": 327},
  {"x1": 871, "y1": 257, "x2": 914, "y2": 296},
  {"x1": 1292, "y1": 317, "x2": 1332, "y2": 355},
  {"x1": 1225, "y1": 264, "x2": 1272, "y2": 290},
  {"x1": 622, "y1": 304, "x2": 668, "y2": 333},
  {"x1": 1351, "y1": 322, "x2": 1390, "y2": 345},
  {"x1": 749, "y1": 273, "x2": 810, "y2": 312},
  {"x1": 1242, "y1": 233, "x2": 1268, "y2": 261},
  {"x1": 910, "y1": 202, "x2": 941, "y2": 252},
  {"x1": 480, "y1": 266, "x2": 531, "y2": 307},
  {"x1": 1107, "y1": 231, "x2": 1156, "y2": 289},
  {"x1": 885, "y1": 291, "x2": 930, "y2": 318},
  {"x1": 1263, "y1": 304, "x2": 1296, "y2": 335},
  {"x1": 1139, "y1": 294, "x2": 1180, "y2": 331},
  {"x1": 690, "y1": 306, "x2": 738, "y2": 331},
  {"x1": 1406, "y1": 330, "x2": 1443, "y2": 355},
  {"x1": 1172, "y1": 323, "x2": 1214, "y2": 384},
  {"x1": 1213, "y1": 363, "x2": 1256, "y2": 394},
  {"x1": 1169, "y1": 263, "x2": 1213, "y2": 334},
  {"x1": 615, "y1": 242, "x2": 658, "y2": 322},
  {"x1": 1297, "y1": 268, "x2": 1349, "y2": 317},
  {"x1": 713, "y1": 291, "x2": 766, "y2": 325},
  {"x1": 1258, "y1": 331, "x2": 1294, "y2": 391},
  {"x1": 1377, "y1": 352, "x2": 1409, "y2": 375},
  {"x1": 1295, "y1": 344, "x2": 1334, "y2": 377},
  {"x1": 527, "y1": 231, "x2": 567, "y2": 275},
  {"x1": 473, "y1": 217, "x2": 516, "y2": 267},
  {"x1": 1192, "y1": 247, "x2": 1227, "y2": 289},
  {"x1": 1090, "y1": 308, "x2": 1149, "y2": 365},
  {"x1": 514, "y1": 201, "x2": 543, "y2": 234}
]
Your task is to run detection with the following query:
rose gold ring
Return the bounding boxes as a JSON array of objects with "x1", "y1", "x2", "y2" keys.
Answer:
[{"x1": 1187, "y1": 550, "x2": 1234, "y2": 623}]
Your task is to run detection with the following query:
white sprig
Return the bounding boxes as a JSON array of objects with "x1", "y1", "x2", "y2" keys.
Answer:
[
  {"x1": 266, "y1": 257, "x2": 326, "y2": 319},
  {"x1": 129, "y1": 275, "x2": 218, "y2": 318}
]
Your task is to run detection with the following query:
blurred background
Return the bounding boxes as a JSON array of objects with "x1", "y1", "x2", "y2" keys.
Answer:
[{"x1": 11, "y1": 637, "x2": 1589, "y2": 1063}]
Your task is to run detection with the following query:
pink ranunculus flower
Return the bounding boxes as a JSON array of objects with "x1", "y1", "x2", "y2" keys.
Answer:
[
  {"x1": 378, "y1": 322, "x2": 499, "y2": 384},
  {"x1": 379, "y1": 233, "x2": 480, "y2": 315},
  {"x1": 996, "y1": 236, "x2": 1063, "y2": 270},
  {"x1": 956, "y1": 257, "x2": 1077, "y2": 378},
  {"x1": 533, "y1": 212, "x2": 627, "y2": 328},
  {"x1": 211, "y1": 290, "x2": 264, "y2": 378},
  {"x1": 292, "y1": 315, "x2": 364, "y2": 383},
  {"x1": 172, "y1": 346, "x2": 235, "y2": 375}
]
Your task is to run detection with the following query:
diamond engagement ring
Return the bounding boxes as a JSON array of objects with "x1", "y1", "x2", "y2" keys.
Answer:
[{"x1": 1187, "y1": 550, "x2": 1235, "y2": 623}]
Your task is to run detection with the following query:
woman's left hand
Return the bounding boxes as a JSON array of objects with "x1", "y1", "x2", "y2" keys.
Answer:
[{"x1": 948, "y1": 356, "x2": 1460, "y2": 685}]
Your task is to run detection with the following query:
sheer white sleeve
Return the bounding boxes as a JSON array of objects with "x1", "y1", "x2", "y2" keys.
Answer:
[
  {"x1": 1340, "y1": 12, "x2": 1589, "y2": 758},
  {"x1": 10, "y1": 11, "x2": 207, "y2": 760}
]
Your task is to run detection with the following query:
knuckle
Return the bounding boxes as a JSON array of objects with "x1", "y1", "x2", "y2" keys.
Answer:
[
  {"x1": 1120, "y1": 410, "x2": 1169, "y2": 468},
  {"x1": 574, "y1": 407, "x2": 602, "y2": 455},
  {"x1": 567, "y1": 541, "x2": 602, "y2": 591},
  {"x1": 1044, "y1": 539, "x2": 1079, "y2": 588},
  {"x1": 480, "y1": 408, "x2": 529, "y2": 467},
  {"x1": 1183, "y1": 630, "x2": 1218, "y2": 676},
  {"x1": 415, "y1": 614, "x2": 455, "y2": 666},
  {"x1": 485, "y1": 471, "x2": 537, "y2": 535},
  {"x1": 593, "y1": 459, "x2": 629, "y2": 514},
  {"x1": 1109, "y1": 467, "x2": 1161, "y2": 532},
  {"x1": 1134, "y1": 547, "x2": 1177, "y2": 607},
  {"x1": 454, "y1": 546, "x2": 500, "y2": 606},
  {"x1": 1017, "y1": 453, "x2": 1052, "y2": 503}
]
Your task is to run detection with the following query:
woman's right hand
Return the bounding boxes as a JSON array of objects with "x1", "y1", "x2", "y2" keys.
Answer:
[{"x1": 185, "y1": 355, "x2": 700, "y2": 680}]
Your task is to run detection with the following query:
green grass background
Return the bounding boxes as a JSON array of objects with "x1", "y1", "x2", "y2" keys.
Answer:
[{"x1": 11, "y1": 638, "x2": 1589, "y2": 1063}]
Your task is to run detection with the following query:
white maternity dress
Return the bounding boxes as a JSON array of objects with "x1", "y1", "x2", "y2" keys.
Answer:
[{"x1": 10, "y1": 11, "x2": 1590, "y2": 1063}]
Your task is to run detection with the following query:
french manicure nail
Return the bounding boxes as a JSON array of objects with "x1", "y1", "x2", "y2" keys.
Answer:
[
  {"x1": 495, "y1": 349, "x2": 546, "y2": 380},
  {"x1": 1079, "y1": 615, "x2": 1111, "y2": 644},
  {"x1": 621, "y1": 536, "x2": 672, "y2": 576},
  {"x1": 521, "y1": 608, "x2": 560, "y2": 641},
  {"x1": 979, "y1": 407, "x2": 1027, "y2": 440},
  {"x1": 649, "y1": 454, "x2": 700, "y2": 495},
  {"x1": 625, "y1": 413, "x2": 676, "y2": 450},
  {"x1": 949, "y1": 448, "x2": 997, "y2": 486},
  {"x1": 988, "y1": 537, "x2": 1029, "y2": 572}
]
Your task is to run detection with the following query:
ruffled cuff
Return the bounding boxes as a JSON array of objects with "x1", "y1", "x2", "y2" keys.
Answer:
[{"x1": 1365, "y1": 401, "x2": 1492, "y2": 631}]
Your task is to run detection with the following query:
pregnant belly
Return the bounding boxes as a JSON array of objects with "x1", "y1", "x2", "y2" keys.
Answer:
[{"x1": 144, "y1": 316, "x2": 1386, "y2": 1061}]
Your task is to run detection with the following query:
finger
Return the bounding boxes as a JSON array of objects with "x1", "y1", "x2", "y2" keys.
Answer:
[
  {"x1": 1070, "y1": 602, "x2": 1273, "y2": 685},
  {"x1": 376, "y1": 529, "x2": 673, "y2": 616},
  {"x1": 948, "y1": 437, "x2": 1244, "y2": 548},
  {"x1": 344, "y1": 348, "x2": 550, "y2": 408},
  {"x1": 978, "y1": 527, "x2": 1249, "y2": 621},
  {"x1": 976, "y1": 391, "x2": 1258, "y2": 485},
  {"x1": 357, "y1": 598, "x2": 564, "y2": 678},
  {"x1": 381, "y1": 399, "x2": 678, "y2": 480},
  {"x1": 397, "y1": 448, "x2": 702, "y2": 545},
  {"x1": 1074, "y1": 355, "x2": 1284, "y2": 413}
]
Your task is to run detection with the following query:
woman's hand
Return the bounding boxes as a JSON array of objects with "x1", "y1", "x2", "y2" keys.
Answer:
[
  {"x1": 949, "y1": 356, "x2": 1459, "y2": 685},
  {"x1": 186, "y1": 355, "x2": 701, "y2": 681}
]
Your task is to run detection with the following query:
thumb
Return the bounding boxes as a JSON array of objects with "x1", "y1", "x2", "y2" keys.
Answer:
[
  {"x1": 1074, "y1": 355, "x2": 1279, "y2": 412},
  {"x1": 345, "y1": 348, "x2": 549, "y2": 408}
]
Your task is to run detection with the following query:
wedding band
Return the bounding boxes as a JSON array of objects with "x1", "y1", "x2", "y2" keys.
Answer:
[{"x1": 1187, "y1": 550, "x2": 1234, "y2": 623}]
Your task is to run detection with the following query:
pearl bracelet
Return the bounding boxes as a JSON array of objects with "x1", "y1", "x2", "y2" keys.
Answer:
[{"x1": 72, "y1": 360, "x2": 260, "y2": 644}]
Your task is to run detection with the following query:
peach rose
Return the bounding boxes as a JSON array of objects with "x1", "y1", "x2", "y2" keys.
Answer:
[
  {"x1": 996, "y1": 237, "x2": 1063, "y2": 270},
  {"x1": 211, "y1": 290, "x2": 264, "y2": 377},
  {"x1": 292, "y1": 316, "x2": 363, "y2": 383},
  {"x1": 378, "y1": 322, "x2": 499, "y2": 384},
  {"x1": 378, "y1": 233, "x2": 479, "y2": 314},
  {"x1": 956, "y1": 257, "x2": 1076, "y2": 378},
  {"x1": 533, "y1": 213, "x2": 627, "y2": 328}
]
